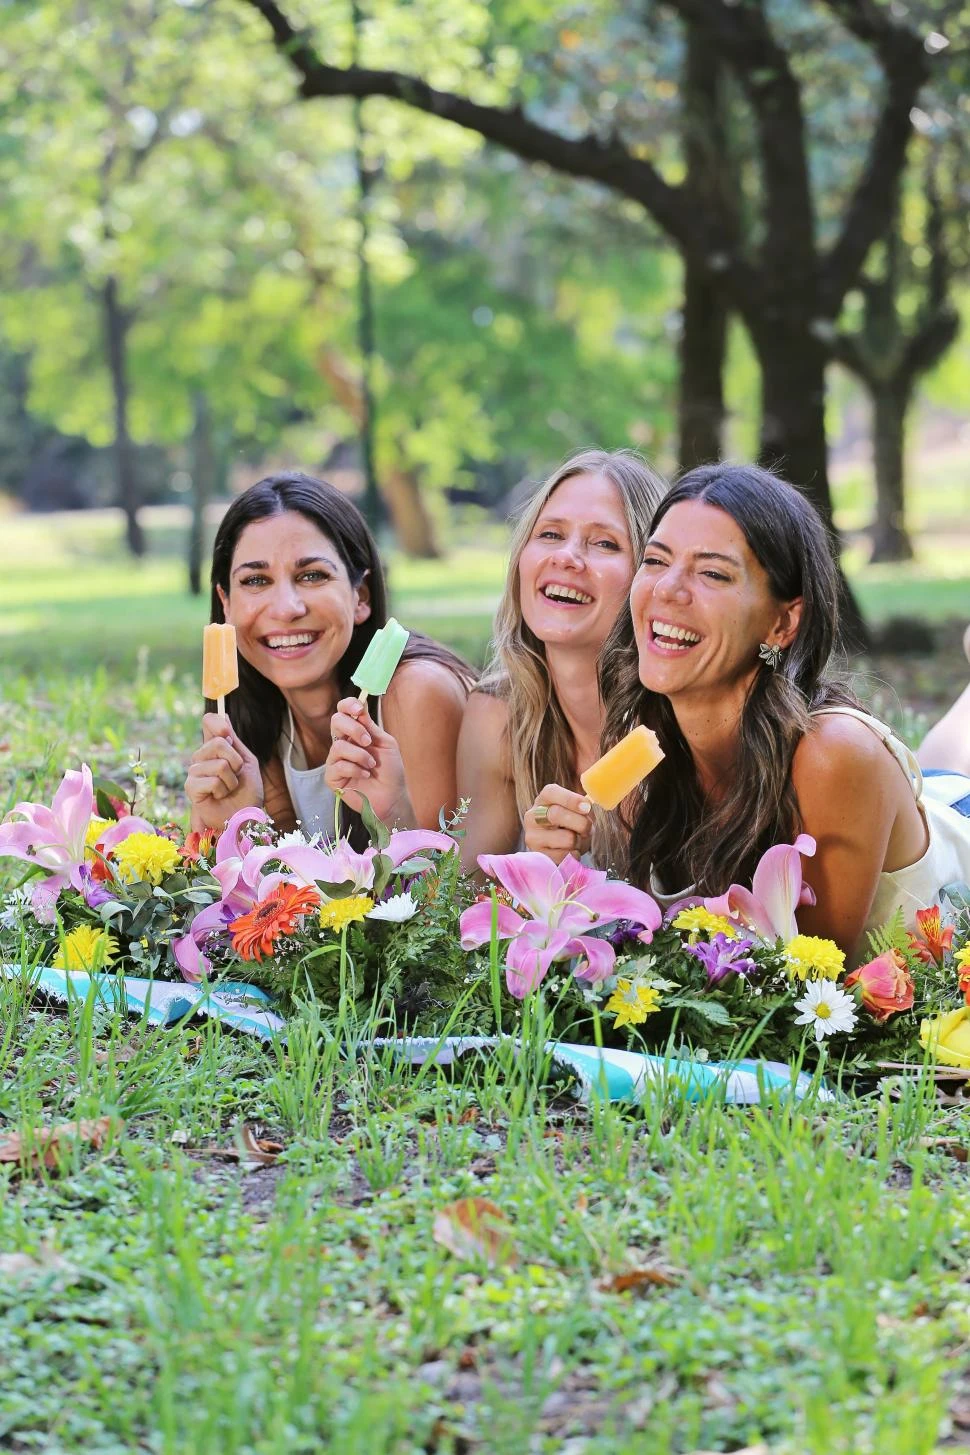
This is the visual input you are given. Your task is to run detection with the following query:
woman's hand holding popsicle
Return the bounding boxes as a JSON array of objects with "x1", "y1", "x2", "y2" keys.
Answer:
[
  {"x1": 186, "y1": 714, "x2": 265, "y2": 831},
  {"x1": 523, "y1": 785, "x2": 593, "y2": 864},
  {"x1": 325, "y1": 698, "x2": 413, "y2": 827}
]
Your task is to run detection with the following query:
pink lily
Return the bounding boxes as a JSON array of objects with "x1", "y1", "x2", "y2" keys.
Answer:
[
  {"x1": 0, "y1": 763, "x2": 154, "y2": 911},
  {"x1": 173, "y1": 808, "x2": 276, "y2": 981},
  {"x1": 459, "y1": 851, "x2": 662, "y2": 999},
  {"x1": 261, "y1": 827, "x2": 456, "y2": 896},
  {"x1": 704, "y1": 834, "x2": 817, "y2": 942}
]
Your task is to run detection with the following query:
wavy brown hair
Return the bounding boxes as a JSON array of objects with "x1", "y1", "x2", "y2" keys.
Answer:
[
  {"x1": 599, "y1": 462, "x2": 857, "y2": 895},
  {"x1": 478, "y1": 448, "x2": 668, "y2": 860},
  {"x1": 209, "y1": 472, "x2": 475, "y2": 844}
]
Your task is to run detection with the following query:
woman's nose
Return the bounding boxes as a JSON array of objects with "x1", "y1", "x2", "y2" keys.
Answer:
[
  {"x1": 271, "y1": 580, "x2": 308, "y2": 616},
  {"x1": 549, "y1": 536, "x2": 585, "y2": 568},
  {"x1": 652, "y1": 565, "x2": 689, "y2": 601}
]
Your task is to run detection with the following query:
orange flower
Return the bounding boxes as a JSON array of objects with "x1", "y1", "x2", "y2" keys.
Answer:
[
  {"x1": 181, "y1": 829, "x2": 215, "y2": 863},
  {"x1": 959, "y1": 966, "x2": 970, "y2": 1008},
  {"x1": 844, "y1": 948, "x2": 915, "y2": 1023},
  {"x1": 908, "y1": 906, "x2": 954, "y2": 967},
  {"x1": 230, "y1": 883, "x2": 321, "y2": 962}
]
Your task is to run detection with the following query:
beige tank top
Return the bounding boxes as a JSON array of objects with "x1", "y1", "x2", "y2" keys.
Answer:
[
  {"x1": 279, "y1": 702, "x2": 383, "y2": 838},
  {"x1": 649, "y1": 706, "x2": 970, "y2": 967}
]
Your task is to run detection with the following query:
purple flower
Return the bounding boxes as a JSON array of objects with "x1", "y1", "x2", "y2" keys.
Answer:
[
  {"x1": 685, "y1": 932, "x2": 758, "y2": 985},
  {"x1": 78, "y1": 865, "x2": 113, "y2": 909}
]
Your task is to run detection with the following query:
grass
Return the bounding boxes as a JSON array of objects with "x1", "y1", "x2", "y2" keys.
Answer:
[
  {"x1": 1, "y1": 494, "x2": 970, "y2": 1451},
  {"x1": 2, "y1": 977, "x2": 969, "y2": 1454}
]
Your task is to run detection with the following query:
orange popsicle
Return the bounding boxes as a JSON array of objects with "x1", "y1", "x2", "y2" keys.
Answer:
[
  {"x1": 580, "y1": 726, "x2": 664, "y2": 811},
  {"x1": 203, "y1": 623, "x2": 239, "y2": 712}
]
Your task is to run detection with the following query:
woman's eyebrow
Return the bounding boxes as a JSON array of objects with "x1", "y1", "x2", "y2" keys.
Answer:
[
  {"x1": 232, "y1": 554, "x2": 338, "y2": 575},
  {"x1": 645, "y1": 539, "x2": 742, "y2": 568}
]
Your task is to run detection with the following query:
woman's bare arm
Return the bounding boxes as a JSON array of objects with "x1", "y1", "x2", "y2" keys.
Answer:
[{"x1": 456, "y1": 691, "x2": 522, "y2": 871}]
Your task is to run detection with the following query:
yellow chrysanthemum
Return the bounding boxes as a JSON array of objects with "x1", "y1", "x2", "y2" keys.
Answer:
[
  {"x1": 954, "y1": 944, "x2": 970, "y2": 971},
  {"x1": 319, "y1": 895, "x2": 374, "y2": 933},
  {"x1": 85, "y1": 817, "x2": 110, "y2": 856},
  {"x1": 604, "y1": 979, "x2": 662, "y2": 1030},
  {"x1": 784, "y1": 934, "x2": 845, "y2": 981},
  {"x1": 672, "y1": 906, "x2": 740, "y2": 942},
  {"x1": 113, "y1": 831, "x2": 180, "y2": 885},
  {"x1": 53, "y1": 925, "x2": 118, "y2": 971}
]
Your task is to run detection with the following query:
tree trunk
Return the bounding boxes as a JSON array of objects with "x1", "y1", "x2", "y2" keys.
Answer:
[
  {"x1": 679, "y1": 257, "x2": 727, "y2": 470},
  {"x1": 316, "y1": 347, "x2": 440, "y2": 557},
  {"x1": 381, "y1": 466, "x2": 441, "y2": 559},
  {"x1": 869, "y1": 380, "x2": 914, "y2": 563},
  {"x1": 678, "y1": 23, "x2": 728, "y2": 472},
  {"x1": 188, "y1": 393, "x2": 213, "y2": 596},
  {"x1": 102, "y1": 276, "x2": 144, "y2": 557},
  {"x1": 755, "y1": 325, "x2": 870, "y2": 651}
]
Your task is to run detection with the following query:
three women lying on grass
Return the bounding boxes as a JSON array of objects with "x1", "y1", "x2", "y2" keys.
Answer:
[{"x1": 185, "y1": 458, "x2": 970, "y2": 966}]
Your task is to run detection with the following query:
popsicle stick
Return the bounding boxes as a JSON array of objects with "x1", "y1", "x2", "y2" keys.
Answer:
[
  {"x1": 358, "y1": 685, "x2": 369, "y2": 703},
  {"x1": 217, "y1": 694, "x2": 225, "y2": 716}
]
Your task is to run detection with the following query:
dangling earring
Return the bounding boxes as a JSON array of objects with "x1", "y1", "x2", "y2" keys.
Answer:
[{"x1": 759, "y1": 642, "x2": 783, "y2": 670}]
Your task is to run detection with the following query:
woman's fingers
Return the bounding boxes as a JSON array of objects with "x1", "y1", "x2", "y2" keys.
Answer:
[
  {"x1": 328, "y1": 739, "x2": 377, "y2": 776},
  {"x1": 331, "y1": 697, "x2": 378, "y2": 748},
  {"x1": 530, "y1": 785, "x2": 593, "y2": 838}
]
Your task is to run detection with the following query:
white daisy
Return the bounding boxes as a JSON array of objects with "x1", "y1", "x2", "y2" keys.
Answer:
[
  {"x1": 793, "y1": 979, "x2": 857, "y2": 1041},
  {"x1": 366, "y1": 891, "x2": 419, "y2": 923},
  {"x1": 276, "y1": 829, "x2": 310, "y2": 849}
]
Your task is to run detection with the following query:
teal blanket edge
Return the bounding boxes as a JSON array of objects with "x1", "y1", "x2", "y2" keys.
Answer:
[{"x1": 2, "y1": 965, "x2": 832, "y2": 1104}]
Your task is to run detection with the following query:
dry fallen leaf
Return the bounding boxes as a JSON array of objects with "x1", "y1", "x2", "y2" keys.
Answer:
[
  {"x1": 94, "y1": 1045, "x2": 137, "y2": 1065},
  {"x1": 0, "y1": 1116, "x2": 121, "y2": 1175},
  {"x1": 598, "y1": 1266, "x2": 679, "y2": 1293},
  {"x1": 432, "y1": 1197, "x2": 519, "y2": 1269},
  {"x1": 184, "y1": 1124, "x2": 284, "y2": 1167},
  {"x1": 919, "y1": 1136, "x2": 968, "y2": 1163}
]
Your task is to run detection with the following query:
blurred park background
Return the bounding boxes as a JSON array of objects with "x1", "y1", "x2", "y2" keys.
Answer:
[{"x1": 1, "y1": 0, "x2": 969, "y2": 707}]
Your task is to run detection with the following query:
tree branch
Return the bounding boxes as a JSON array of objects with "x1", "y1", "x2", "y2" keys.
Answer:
[
  {"x1": 662, "y1": 0, "x2": 816, "y2": 280},
  {"x1": 242, "y1": 0, "x2": 710, "y2": 266},
  {"x1": 818, "y1": 0, "x2": 928, "y2": 311}
]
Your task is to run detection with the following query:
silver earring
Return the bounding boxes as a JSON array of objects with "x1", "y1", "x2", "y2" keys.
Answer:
[{"x1": 759, "y1": 642, "x2": 783, "y2": 670}]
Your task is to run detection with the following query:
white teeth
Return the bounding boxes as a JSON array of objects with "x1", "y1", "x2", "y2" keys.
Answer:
[
  {"x1": 652, "y1": 620, "x2": 701, "y2": 644},
  {"x1": 543, "y1": 585, "x2": 593, "y2": 605},
  {"x1": 266, "y1": 633, "x2": 314, "y2": 648}
]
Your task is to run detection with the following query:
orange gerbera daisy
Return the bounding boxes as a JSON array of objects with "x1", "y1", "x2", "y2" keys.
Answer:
[{"x1": 230, "y1": 883, "x2": 321, "y2": 962}]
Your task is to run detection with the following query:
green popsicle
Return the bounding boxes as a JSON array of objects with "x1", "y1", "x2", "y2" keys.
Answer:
[{"x1": 352, "y1": 617, "x2": 410, "y2": 699}]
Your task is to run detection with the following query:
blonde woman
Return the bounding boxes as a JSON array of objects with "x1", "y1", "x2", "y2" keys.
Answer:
[{"x1": 457, "y1": 448, "x2": 668, "y2": 870}]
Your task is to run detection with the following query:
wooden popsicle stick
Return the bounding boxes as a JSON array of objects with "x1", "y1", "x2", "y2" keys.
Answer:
[{"x1": 217, "y1": 694, "x2": 225, "y2": 716}]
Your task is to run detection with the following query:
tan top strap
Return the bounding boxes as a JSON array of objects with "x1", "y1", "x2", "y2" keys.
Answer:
[{"x1": 810, "y1": 705, "x2": 923, "y2": 803}]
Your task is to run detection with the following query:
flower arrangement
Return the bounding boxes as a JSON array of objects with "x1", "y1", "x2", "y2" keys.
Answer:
[
  {"x1": 459, "y1": 836, "x2": 970, "y2": 1070},
  {"x1": 3, "y1": 765, "x2": 970, "y2": 1067}
]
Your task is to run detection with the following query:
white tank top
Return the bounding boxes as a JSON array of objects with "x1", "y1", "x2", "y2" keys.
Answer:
[
  {"x1": 279, "y1": 703, "x2": 382, "y2": 839},
  {"x1": 648, "y1": 706, "x2": 970, "y2": 966}
]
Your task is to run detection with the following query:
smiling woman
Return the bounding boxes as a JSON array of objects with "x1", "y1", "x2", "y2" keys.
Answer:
[
  {"x1": 456, "y1": 448, "x2": 668, "y2": 871},
  {"x1": 597, "y1": 462, "x2": 970, "y2": 964},
  {"x1": 185, "y1": 473, "x2": 475, "y2": 845}
]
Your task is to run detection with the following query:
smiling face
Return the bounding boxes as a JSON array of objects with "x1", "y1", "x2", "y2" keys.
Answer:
[
  {"x1": 217, "y1": 511, "x2": 370, "y2": 693},
  {"x1": 517, "y1": 472, "x2": 636, "y2": 654},
  {"x1": 630, "y1": 499, "x2": 802, "y2": 701}
]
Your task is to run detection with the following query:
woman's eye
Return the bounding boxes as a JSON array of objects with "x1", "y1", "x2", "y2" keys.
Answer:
[
  {"x1": 595, "y1": 539, "x2": 621, "y2": 552},
  {"x1": 640, "y1": 555, "x2": 665, "y2": 568},
  {"x1": 298, "y1": 571, "x2": 329, "y2": 583},
  {"x1": 702, "y1": 570, "x2": 730, "y2": 582},
  {"x1": 240, "y1": 574, "x2": 269, "y2": 587},
  {"x1": 537, "y1": 529, "x2": 561, "y2": 540}
]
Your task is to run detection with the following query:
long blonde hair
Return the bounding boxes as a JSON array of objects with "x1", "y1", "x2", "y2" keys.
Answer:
[{"x1": 480, "y1": 448, "x2": 668, "y2": 860}]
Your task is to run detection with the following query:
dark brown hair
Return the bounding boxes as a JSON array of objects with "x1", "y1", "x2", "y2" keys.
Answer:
[
  {"x1": 209, "y1": 471, "x2": 475, "y2": 842},
  {"x1": 599, "y1": 462, "x2": 857, "y2": 895}
]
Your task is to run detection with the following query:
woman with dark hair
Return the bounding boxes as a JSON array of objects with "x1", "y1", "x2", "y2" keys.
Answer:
[
  {"x1": 533, "y1": 462, "x2": 970, "y2": 964},
  {"x1": 185, "y1": 472, "x2": 474, "y2": 842}
]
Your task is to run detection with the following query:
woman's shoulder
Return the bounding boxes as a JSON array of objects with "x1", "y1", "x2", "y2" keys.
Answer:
[
  {"x1": 384, "y1": 655, "x2": 470, "y2": 715},
  {"x1": 793, "y1": 709, "x2": 901, "y2": 796}
]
